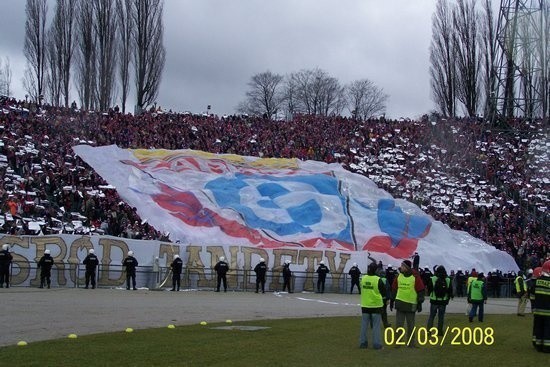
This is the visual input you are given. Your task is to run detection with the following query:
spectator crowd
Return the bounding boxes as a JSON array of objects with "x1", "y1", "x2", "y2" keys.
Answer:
[{"x1": 0, "y1": 96, "x2": 547, "y2": 271}]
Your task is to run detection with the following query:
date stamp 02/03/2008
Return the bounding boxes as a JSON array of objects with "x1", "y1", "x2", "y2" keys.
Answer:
[{"x1": 384, "y1": 326, "x2": 495, "y2": 346}]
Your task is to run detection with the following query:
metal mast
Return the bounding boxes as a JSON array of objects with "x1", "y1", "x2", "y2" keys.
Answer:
[{"x1": 491, "y1": 0, "x2": 548, "y2": 125}]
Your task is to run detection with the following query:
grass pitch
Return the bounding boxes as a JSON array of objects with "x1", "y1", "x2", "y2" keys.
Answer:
[{"x1": 1, "y1": 314, "x2": 546, "y2": 366}]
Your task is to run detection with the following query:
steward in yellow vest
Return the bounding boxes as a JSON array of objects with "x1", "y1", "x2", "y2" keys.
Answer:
[{"x1": 359, "y1": 263, "x2": 387, "y2": 349}]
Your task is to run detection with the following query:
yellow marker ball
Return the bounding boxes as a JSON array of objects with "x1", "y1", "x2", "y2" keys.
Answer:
[
  {"x1": 125, "y1": 328, "x2": 134, "y2": 333},
  {"x1": 167, "y1": 324, "x2": 175, "y2": 329},
  {"x1": 200, "y1": 321, "x2": 207, "y2": 326},
  {"x1": 17, "y1": 341, "x2": 28, "y2": 347},
  {"x1": 68, "y1": 334, "x2": 78, "y2": 339},
  {"x1": 225, "y1": 320, "x2": 232, "y2": 324}
]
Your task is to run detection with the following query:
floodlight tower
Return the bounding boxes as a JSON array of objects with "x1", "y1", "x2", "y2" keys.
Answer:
[{"x1": 491, "y1": 0, "x2": 548, "y2": 126}]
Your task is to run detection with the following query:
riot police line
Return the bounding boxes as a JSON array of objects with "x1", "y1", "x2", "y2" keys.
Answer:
[{"x1": 0, "y1": 260, "x2": 521, "y2": 296}]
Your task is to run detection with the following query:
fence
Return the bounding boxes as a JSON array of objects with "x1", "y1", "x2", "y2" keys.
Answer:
[{"x1": 3, "y1": 261, "x2": 520, "y2": 297}]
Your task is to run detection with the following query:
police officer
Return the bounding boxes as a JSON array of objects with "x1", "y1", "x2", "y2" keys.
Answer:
[
  {"x1": 349, "y1": 262, "x2": 362, "y2": 294},
  {"x1": 83, "y1": 248, "x2": 99, "y2": 289},
  {"x1": 316, "y1": 260, "x2": 330, "y2": 293},
  {"x1": 0, "y1": 244, "x2": 13, "y2": 288},
  {"x1": 515, "y1": 270, "x2": 528, "y2": 316},
  {"x1": 468, "y1": 272, "x2": 486, "y2": 322},
  {"x1": 170, "y1": 254, "x2": 183, "y2": 291},
  {"x1": 123, "y1": 250, "x2": 138, "y2": 290},
  {"x1": 359, "y1": 263, "x2": 386, "y2": 349},
  {"x1": 532, "y1": 261, "x2": 550, "y2": 353},
  {"x1": 38, "y1": 249, "x2": 54, "y2": 289},
  {"x1": 254, "y1": 258, "x2": 267, "y2": 293},
  {"x1": 426, "y1": 265, "x2": 453, "y2": 335},
  {"x1": 282, "y1": 260, "x2": 293, "y2": 293},
  {"x1": 214, "y1": 256, "x2": 229, "y2": 292}
]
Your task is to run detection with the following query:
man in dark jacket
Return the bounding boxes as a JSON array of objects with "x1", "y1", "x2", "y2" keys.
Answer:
[
  {"x1": 214, "y1": 256, "x2": 229, "y2": 292},
  {"x1": 170, "y1": 254, "x2": 183, "y2": 291},
  {"x1": 123, "y1": 250, "x2": 138, "y2": 290},
  {"x1": 38, "y1": 249, "x2": 54, "y2": 289},
  {"x1": 349, "y1": 262, "x2": 362, "y2": 294},
  {"x1": 316, "y1": 260, "x2": 330, "y2": 293},
  {"x1": 282, "y1": 260, "x2": 293, "y2": 293},
  {"x1": 426, "y1": 265, "x2": 453, "y2": 335},
  {"x1": 0, "y1": 244, "x2": 13, "y2": 288},
  {"x1": 83, "y1": 248, "x2": 99, "y2": 289},
  {"x1": 254, "y1": 258, "x2": 268, "y2": 293}
]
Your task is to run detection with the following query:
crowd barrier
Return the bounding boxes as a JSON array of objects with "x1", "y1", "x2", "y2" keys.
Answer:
[{"x1": 3, "y1": 262, "x2": 520, "y2": 297}]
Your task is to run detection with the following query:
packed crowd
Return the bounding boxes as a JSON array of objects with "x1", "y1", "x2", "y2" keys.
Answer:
[{"x1": 0, "y1": 96, "x2": 547, "y2": 269}]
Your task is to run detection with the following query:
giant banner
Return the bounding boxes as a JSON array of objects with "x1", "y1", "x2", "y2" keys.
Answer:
[{"x1": 72, "y1": 145, "x2": 518, "y2": 273}]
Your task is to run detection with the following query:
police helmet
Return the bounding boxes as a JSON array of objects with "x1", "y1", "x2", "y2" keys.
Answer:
[{"x1": 45, "y1": 249, "x2": 51, "y2": 255}]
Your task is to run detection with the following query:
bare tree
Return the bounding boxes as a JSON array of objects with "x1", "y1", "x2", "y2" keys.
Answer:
[
  {"x1": 430, "y1": 0, "x2": 456, "y2": 117},
  {"x1": 288, "y1": 68, "x2": 344, "y2": 116},
  {"x1": 132, "y1": 0, "x2": 166, "y2": 113},
  {"x1": 281, "y1": 75, "x2": 298, "y2": 120},
  {"x1": 0, "y1": 57, "x2": 12, "y2": 96},
  {"x1": 23, "y1": 0, "x2": 48, "y2": 103},
  {"x1": 55, "y1": 0, "x2": 77, "y2": 107},
  {"x1": 238, "y1": 71, "x2": 283, "y2": 118},
  {"x1": 93, "y1": 0, "x2": 118, "y2": 111},
  {"x1": 453, "y1": 0, "x2": 482, "y2": 117},
  {"x1": 116, "y1": 0, "x2": 133, "y2": 113},
  {"x1": 76, "y1": 0, "x2": 96, "y2": 110},
  {"x1": 46, "y1": 29, "x2": 62, "y2": 106},
  {"x1": 346, "y1": 79, "x2": 388, "y2": 120}
]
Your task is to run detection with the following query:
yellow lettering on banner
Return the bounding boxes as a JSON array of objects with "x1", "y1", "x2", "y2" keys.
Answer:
[
  {"x1": 68, "y1": 237, "x2": 94, "y2": 284},
  {"x1": 242, "y1": 247, "x2": 269, "y2": 289},
  {"x1": 159, "y1": 243, "x2": 181, "y2": 285},
  {"x1": 98, "y1": 238, "x2": 129, "y2": 286},
  {"x1": 31, "y1": 237, "x2": 68, "y2": 286},
  {"x1": 271, "y1": 249, "x2": 298, "y2": 290},
  {"x1": 186, "y1": 245, "x2": 208, "y2": 287},
  {"x1": 325, "y1": 251, "x2": 350, "y2": 292},
  {"x1": 228, "y1": 246, "x2": 240, "y2": 288},
  {"x1": 298, "y1": 250, "x2": 323, "y2": 291},
  {"x1": 1, "y1": 236, "x2": 30, "y2": 285},
  {"x1": 10, "y1": 253, "x2": 31, "y2": 285}
]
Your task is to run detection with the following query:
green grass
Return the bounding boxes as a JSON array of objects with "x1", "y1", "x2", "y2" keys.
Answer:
[{"x1": 1, "y1": 315, "x2": 546, "y2": 367}]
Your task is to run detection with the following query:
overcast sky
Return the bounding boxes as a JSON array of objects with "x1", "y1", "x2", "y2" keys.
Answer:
[{"x1": 0, "y1": 0, "x2": 437, "y2": 118}]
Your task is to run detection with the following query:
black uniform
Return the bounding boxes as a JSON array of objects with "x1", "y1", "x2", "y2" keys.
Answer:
[
  {"x1": 254, "y1": 261, "x2": 267, "y2": 293},
  {"x1": 455, "y1": 270, "x2": 466, "y2": 297},
  {"x1": 38, "y1": 254, "x2": 54, "y2": 288},
  {"x1": 170, "y1": 257, "x2": 183, "y2": 291},
  {"x1": 316, "y1": 263, "x2": 330, "y2": 293},
  {"x1": 412, "y1": 253, "x2": 420, "y2": 270},
  {"x1": 0, "y1": 248, "x2": 13, "y2": 288},
  {"x1": 532, "y1": 274, "x2": 550, "y2": 353},
  {"x1": 83, "y1": 252, "x2": 99, "y2": 289},
  {"x1": 349, "y1": 265, "x2": 361, "y2": 294},
  {"x1": 214, "y1": 259, "x2": 229, "y2": 292},
  {"x1": 282, "y1": 263, "x2": 293, "y2": 293},
  {"x1": 123, "y1": 255, "x2": 139, "y2": 290}
]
